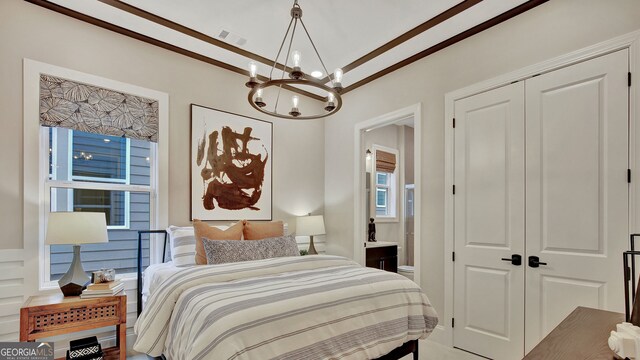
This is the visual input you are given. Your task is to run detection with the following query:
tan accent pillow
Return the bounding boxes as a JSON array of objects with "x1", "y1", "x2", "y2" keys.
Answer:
[
  {"x1": 243, "y1": 220, "x2": 285, "y2": 240},
  {"x1": 193, "y1": 219, "x2": 243, "y2": 265}
]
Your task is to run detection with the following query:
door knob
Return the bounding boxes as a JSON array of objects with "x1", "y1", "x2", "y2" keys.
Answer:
[
  {"x1": 501, "y1": 254, "x2": 522, "y2": 266},
  {"x1": 528, "y1": 256, "x2": 547, "y2": 268}
]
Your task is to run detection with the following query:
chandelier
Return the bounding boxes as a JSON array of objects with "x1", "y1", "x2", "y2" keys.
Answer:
[{"x1": 245, "y1": 0, "x2": 343, "y2": 120}]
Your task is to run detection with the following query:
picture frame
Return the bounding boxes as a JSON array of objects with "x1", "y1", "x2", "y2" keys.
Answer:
[{"x1": 190, "y1": 104, "x2": 273, "y2": 221}]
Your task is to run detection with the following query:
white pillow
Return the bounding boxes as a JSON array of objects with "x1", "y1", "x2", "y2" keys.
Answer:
[
  {"x1": 167, "y1": 226, "x2": 196, "y2": 267},
  {"x1": 167, "y1": 225, "x2": 230, "y2": 267}
]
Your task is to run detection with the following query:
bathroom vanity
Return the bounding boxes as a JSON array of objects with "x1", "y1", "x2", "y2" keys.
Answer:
[{"x1": 365, "y1": 242, "x2": 398, "y2": 273}]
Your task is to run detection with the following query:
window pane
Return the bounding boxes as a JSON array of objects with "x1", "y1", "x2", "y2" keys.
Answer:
[
  {"x1": 72, "y1": 131, "x2": 127, "y2": 181},
  {"x1": 376, "y1": 188, "x2": 387, "y2": 207},
  {"x1": 129, "y1": 138, "x2": 152, "y2": 186},
  {"x1": 74, "y1": 189, "x2": 126, "y2": 227},
  {"x1": 376, "y1": 172, "x2": 388, "y2": 185},
  {"x1": 50, "y1": 188, "x2": 126, "y2": 227},
  {"x1": 376, "y1": 188, "x2": 389, "y2": 216},
  {"x1": 49, "y1": 190, "x2": 150, "y2": 280}
]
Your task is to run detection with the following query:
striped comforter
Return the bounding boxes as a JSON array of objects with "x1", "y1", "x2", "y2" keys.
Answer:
[{"x1": 134, "y1": 255, "x2": 438, "y2": 360}]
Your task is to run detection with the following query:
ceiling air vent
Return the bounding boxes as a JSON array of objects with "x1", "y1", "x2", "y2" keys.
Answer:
[{"x1": 217, "y1": 29, "x2": 247, "y2": 47}]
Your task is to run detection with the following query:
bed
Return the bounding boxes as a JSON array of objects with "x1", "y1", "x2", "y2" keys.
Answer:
[{"x1": 134, "y1": 230, "x2": 438, "y2": 360}]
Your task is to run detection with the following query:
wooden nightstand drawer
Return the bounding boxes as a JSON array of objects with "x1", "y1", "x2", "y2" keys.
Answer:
[{"x1": 30, "y1": 299, "x2": 120, "y2": 332}]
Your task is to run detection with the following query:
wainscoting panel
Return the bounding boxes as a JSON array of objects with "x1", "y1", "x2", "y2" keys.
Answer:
[{"x1": 0, "y1": 249, "x2": 25, "y2": 342}]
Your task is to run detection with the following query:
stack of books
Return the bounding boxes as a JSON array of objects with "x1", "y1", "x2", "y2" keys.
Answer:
[{"x1": 80, "y1": 280, "x2": 124, "y2": 298}]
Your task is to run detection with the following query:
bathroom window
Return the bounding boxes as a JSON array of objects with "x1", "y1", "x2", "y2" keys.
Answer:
[
  {"x1": 376, "y1": 172, "x2": 391, "y2": 216},
  {"x1": 372, "y1": 146, "x2": 398, "y2": 220}
]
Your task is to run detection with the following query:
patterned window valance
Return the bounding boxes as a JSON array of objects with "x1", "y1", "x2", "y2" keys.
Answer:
[{"x1": 39, "y1": 74, "x2": 159, "y2": 142}]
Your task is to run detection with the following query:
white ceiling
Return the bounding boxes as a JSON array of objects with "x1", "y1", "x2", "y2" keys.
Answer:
[{"x1": 43, "y1": 0, "x2": 531, "y2": 95}]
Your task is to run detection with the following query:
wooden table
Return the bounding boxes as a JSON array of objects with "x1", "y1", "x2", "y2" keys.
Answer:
[
  {"x1": 523, "y1": 306, "x2": 624, "y2": 360},
  {"x1": 20, "y1": 292, "x2": 126, "y2": 360}
]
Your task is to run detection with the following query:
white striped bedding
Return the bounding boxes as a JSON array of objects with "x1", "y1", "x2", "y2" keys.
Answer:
[{"x1": 134, "y1": 255, "x2": 438, "y2": 360}]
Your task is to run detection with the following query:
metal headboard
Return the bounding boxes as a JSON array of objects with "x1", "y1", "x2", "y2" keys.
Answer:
[{"x1": 137, "y1": 230, "x2": 169, "y2": 316}]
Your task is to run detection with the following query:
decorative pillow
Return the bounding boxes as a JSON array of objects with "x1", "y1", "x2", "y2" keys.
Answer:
[
  {"x1": 243, "y1": 220, "x2": 285, "y2": 240},
  {"x1": 193, "y1": 219, "x2": 243, "y2": 265},
  {"x1": 202, "y1": 235, "x2": 299, "y2": 265},
  {"x1": 166, "y1": 226, "x2": 197, "y2": 267}
]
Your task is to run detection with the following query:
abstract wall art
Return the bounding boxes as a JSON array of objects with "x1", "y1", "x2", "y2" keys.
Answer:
[{"x1": 190, "y1": 105, "x2": 272, "y2": 221}]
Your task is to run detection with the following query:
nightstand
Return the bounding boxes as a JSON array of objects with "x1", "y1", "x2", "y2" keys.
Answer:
[{"x1": 20, "y1": 292, "x2": 126, "y2": 360}]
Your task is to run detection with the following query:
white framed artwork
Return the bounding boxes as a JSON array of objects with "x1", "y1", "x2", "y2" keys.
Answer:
[{"x1": 190, "y1": 104, "x2": 273, "y2": 221}]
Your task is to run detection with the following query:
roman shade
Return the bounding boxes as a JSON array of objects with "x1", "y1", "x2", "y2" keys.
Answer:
[
  {"x1": 376, "y1": 149, "x2": 396, "y2": 173},
  {"x1": 39, "y1": 74, "x2": 159, "y2": 142}
]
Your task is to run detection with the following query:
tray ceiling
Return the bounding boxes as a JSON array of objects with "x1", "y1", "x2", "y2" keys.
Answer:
[{"x1": 30, "y1": 0, "x2": 546, "y2": 98}]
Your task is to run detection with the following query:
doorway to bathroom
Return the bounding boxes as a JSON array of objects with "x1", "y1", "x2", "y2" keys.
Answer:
[{"x1": 353, "y1": 104, "x2": 422, "y2": 284}]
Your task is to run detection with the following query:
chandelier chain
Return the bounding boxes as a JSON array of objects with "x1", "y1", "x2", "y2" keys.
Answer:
[{"x1": 299, "y1": 18, "x2": 333, "y2": 87}]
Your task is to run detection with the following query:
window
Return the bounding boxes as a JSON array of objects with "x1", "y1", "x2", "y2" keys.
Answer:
[
  {"x1": 376, "y1": 172, "x2": 390, "y2": 215},
  {"x1": 372, "y1": 146, "x2": 398, "y2": 220},
  {"x1": 45, "y1": 128, "x2": 153, "y2": 282},
  {"x1": 25, "y1": 60, "x2": 168, "y2": 293}
]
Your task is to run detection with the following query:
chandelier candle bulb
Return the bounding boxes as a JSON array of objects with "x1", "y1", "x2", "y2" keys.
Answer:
[
  {"x1": 245, "y1": 62, "x2": 259, "y2": 88},
  {"x1": 254, "y1": 88, "x2": 266, "y2": 108},
  {"x1": 290, "y1": 50, "x2": 304, "y2": 79},
  {"x1": 292, "y1": 51, "x2": 302, "y2": 67},
  {"x1": 333, "y1": 68, "x2": 344, "y2": 92},
  {"x1": 325, "y1": 92, "x2": 336, "y2": 112},
  {"x1": 289, "y1": 95, "x2": 301, "y2": 117}
]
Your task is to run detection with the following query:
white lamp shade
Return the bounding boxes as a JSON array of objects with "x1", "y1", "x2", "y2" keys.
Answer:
[
  {"x1": 46, "y1": 212, "x2": 108, "y2": 245},
  {"x1": 296, "y1": 215, "x2": 326, "y2": 236}
]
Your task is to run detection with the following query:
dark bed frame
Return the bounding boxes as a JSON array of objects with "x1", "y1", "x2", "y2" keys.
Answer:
[{"x1": 136, "y1": 230, "x2": 419, "y2": 360}]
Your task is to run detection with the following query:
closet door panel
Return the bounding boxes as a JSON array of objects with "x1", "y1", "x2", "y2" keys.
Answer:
[
  {"x1": 454, "y1": 81, "x2": 525, "y2": 360},
  {"x1": 524, "y1": 49, "x2": 629, "y2": 353}
]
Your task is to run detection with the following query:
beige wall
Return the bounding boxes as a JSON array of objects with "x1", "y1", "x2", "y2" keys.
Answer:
[
  {"x1": 0, "y1": 0, "x2": 324, "y2": 249},
  {"x1": 324, "y1": 0, "x2": 640, "y2": 319}
]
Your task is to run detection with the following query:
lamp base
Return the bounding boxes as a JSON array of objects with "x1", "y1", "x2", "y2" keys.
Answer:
[
  {"x1": 308, "y1": 235, "x2": 318, "y2": 255},
  {"x1": 58, "y1": 245, "x2": 90, "y2": 297}
]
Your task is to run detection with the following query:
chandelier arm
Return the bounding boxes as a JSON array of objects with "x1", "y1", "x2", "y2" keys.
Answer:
[
  {"x1": 299, "y1": 18, "x2": 334, "y2": 87},
  {"x1": 269, "y1": 16, "x2": 295, "y2": 81},
  {"x1": 274, "y1": 18, "x2": 298, "y2": 115}
]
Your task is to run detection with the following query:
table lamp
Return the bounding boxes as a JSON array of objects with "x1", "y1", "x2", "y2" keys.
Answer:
[
  {"x1": 296, "y1": 214, "x2": 325, "y2": 255},
  {"x1": 46, "y1": 212, "x2": 108, "y2": 296}
]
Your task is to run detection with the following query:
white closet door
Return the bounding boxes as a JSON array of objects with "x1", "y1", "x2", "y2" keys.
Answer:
[
  {"x1": 524, "y1": 49, "x2": 629, "y2": 352},
  {"x1": 454, "y1": 81, "x2": 525, "y2": 360}
]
